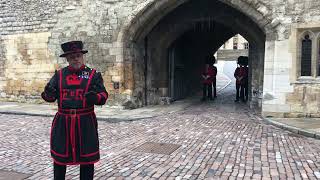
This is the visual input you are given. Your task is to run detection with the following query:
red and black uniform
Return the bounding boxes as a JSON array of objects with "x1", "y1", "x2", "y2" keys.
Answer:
[
  {"x1": 234, "y1": 66, "x2": 248, "y2": 101},
  {"x1": 202, "y1": 65, "x2": 216, "y2": 100},
  {"x1": 41, "y1": 65, "x2": 108, "y2": 166}
]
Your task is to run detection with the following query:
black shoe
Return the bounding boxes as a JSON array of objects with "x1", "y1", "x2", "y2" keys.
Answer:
[
  {"x1": 234, "y1": 99, "x2": 239, "y2": 102},
  {"x1": 201, "y1": 97, "x2": 206, "y2": 101},
  {"x1": 209, "y1": 98, "x2": 214, "y2": 101}
]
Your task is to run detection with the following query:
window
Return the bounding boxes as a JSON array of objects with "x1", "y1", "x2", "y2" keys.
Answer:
[
  {"x1": 244, "y1": 42, "x2": 249, "y2": 49},
  {"x1": 233, "y1": 35, "x2": 238, "y2": 50},
  {"x1": 233, "y1": 43, "x2": 238, "y2": 50},
  {"x1": 292, "y1": 27, "x2": 320, "y2": 80},
  {"x1": 301, "y1": 35, "x2": 312, "y2": 76}
]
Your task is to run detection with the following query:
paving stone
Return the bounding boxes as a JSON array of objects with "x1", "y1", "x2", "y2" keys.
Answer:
[
  {"x1": 0, "y1": 170, "x2": 31, "y2": 180},
  {"x1": 0, "y1": 84, "x2": 320, "y2": 179}
]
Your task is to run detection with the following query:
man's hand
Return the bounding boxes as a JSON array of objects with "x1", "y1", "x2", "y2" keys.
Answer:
[
  {"x1": 44, "y1": 85, "x2": 57, "y2": 98},
  {"x1": 85, "y1": 91, "x2": 98, "y2": 106}
]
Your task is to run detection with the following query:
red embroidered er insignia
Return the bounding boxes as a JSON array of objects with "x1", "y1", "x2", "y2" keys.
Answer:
[{"x1": 66, "y1": 74, "x2": 82, "y2": 85}]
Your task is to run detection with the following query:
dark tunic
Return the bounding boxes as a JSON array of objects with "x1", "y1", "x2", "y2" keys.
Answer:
[
  {"x1": 202, "y1": 65, "x2": 217, "y2": 85},
  {"x1": 41, "y1": 65, "x2": 108, "y2": 165},
  {"x1": 234, "y1": 66, "x2": 248, "y2": 86}
]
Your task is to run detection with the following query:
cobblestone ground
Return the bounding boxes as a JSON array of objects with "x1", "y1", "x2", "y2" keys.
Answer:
[{"x1": 1, "y1": 85, "x2": 320, "y2": 180}]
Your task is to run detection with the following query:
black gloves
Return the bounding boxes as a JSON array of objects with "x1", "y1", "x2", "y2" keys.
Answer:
[
  {"x1": 44, "y1": 84, "x2": 57, "y2": 98},
  {"x1": 85, "y1": 91, "x2": 98, "y2": 106}
]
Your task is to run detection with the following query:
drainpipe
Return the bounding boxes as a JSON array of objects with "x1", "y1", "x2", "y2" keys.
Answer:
[{"x1": 144, "y1": 37, "x2": 148, "y2": 106}]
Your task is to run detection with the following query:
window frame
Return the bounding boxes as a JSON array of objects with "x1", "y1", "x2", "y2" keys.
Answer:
[
  {"x1": 290, "y1": 25, "x2": 320, "y2": 84},
  {"x1": 296, "y1": 29, "x2": 317, "y2": 81},
  {"x1": 300, "y1": 33, "x2": 313, "y2": 77},
  {"x1": 244, "y1": 42, "x2": 249, "y2": 49}
]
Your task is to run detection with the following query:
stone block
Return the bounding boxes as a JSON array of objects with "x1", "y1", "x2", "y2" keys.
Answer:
[
  {"x1": 111, "y1": 75, "x2": 121, "y2": 82},
  {"x1": 262, "y1": 104, "x2": 291, "y2": 113},
  {"x1": 109, "y1": 47, "x2": 122, "y2": 55},
  {"x1": 290, "y1": 104, "x2": 303, "y2": 112},
  {"x1": 261, "y1": 111, "x2": 284, "y2": 118}
]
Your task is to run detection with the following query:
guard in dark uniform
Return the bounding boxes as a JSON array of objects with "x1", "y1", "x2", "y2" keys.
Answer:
[
  {"x1": 211, "y1": 56, "x2": 218, "y2": 99},
  {"x1": 234, "y1": 56, "x2": 248, "y2": 102},
  {"x1": 201, "y1": 55, "x2": 216, "y2": 101},
  {"x1": 41, "y1": 41, "x2": 108, "y2": 180},
  {"x1": 241, "y1": 57, "x2": 249, "y2": 101}
]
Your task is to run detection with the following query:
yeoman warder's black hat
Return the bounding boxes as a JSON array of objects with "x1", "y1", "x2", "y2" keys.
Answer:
[{"x1": 59, "y1": 41, "x2": 88, "y2": 57}]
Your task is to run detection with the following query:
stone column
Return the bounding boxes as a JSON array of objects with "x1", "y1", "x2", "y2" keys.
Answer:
[{"x1": 262, "y1": 39, "x2": 293, "y2": 117}]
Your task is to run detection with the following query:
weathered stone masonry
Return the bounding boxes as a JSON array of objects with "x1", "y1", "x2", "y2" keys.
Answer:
[{"x1": 1, "y1": 0, "x2": 320, "y2": 117}]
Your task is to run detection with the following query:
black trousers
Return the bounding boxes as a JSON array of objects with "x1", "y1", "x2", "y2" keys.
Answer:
[
  {"x1": 236, "y1": 83, "x2": 248, "y2": 101},
  {"x1": 203, "y1": 83, "x2": 213, "y2": 99},
  {"x1": 242, "y1": 83, "x2": 248, "y2": 101},
  {"x1": 54, "y1": 162, "x2": 94, "y2": 180},
  {"x1": 212, "y1": 82, "x2": 217, "y2": 97},
  {"x1": 236, "y1": 84, "x2": 240, "y2": 100}
]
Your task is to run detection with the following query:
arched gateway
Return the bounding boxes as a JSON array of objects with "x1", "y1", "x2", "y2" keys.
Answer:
[
  {"x1": 3, "y1": 0, "x2": 319, "y2": 118},
  {"x1": 117, "y1": 0, "x2": 278, "y2": 109}
]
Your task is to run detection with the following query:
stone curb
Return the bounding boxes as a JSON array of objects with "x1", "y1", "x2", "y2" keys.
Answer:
[
  {"x1": 263, "y1": 118, "x2": 320, "y2": 140},
  {"x1": 0, "y1": 111, "x2": 55, "y2": 117},
  {"x1": 0, "y1": 111, "x2": 153, "y2": 123}
]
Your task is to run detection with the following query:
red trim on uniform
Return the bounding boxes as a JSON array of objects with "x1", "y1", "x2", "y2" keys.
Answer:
[
  {"x1": 100, "y1": 92, "x2": 108, "y2": 99},
  {"x1": 86, "y1": 69, "x2": 96, "y2": 93},
  {"x1": 78, "y1": 115, "x2": 82, "y2": 157},
  {"x1": 81, "y1": 151, "x2": 99, "y2": 157},
  {"x1": 58, "y1": 107, "x2": 94, "y2": 116},
  {"x1": 70, "y1": 116, "x2": 76, "y2": 163},
  {"x1": 59, "y1": 70, "x2": 63, "y2": 108},
  {"x1": 79, "y1": 113, "x2": 99, "y2": 157},
  {"x1": 97, "y1": 94, "x2": 101, "y2": 103},
  {"x1": 53, "y1": 159, "x2": 99, "y2": 166},
  {"x1": 66, "y1": 116, "x2": 69, "y2": 157},
  {"x1": 51, "y1": 150, "x2": 67, "y2": 158},
  {"x1": 50, "y1": 115, "x2": 69, "y2": 158},
  {"x1": 58, "y1": 111, "x2": 94, "y2": 116},
  {"x1": 58, "y1": 107, "x2": 94, "y2": 113},
  {"x1": 51, "y1": 114, "x2": 67, "y2": 158},
  {"x1": 78, "y1": 114, "x2": 99, "y2": 157}
]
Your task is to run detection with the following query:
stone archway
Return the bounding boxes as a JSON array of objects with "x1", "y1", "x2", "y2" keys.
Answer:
[{"x1": 118, "y1": 0, "x2": 280, "y2": 108}]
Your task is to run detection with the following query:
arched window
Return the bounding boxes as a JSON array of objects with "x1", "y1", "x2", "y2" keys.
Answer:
[
  {"x1": 301, "y1": 34, "x2": 312, "y2": 76},
  {"x1": 233, "y1": 35, "x2": 238, "y2": 50}
]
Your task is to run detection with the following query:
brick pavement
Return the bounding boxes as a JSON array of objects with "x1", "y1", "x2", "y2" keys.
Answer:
[{"x1": 1, "y1": 85, "x2": 320, "y2": 179}]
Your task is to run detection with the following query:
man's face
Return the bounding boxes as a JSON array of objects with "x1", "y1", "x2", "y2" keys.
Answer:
[{"x1": 66, "y1": 52, "x2": 84, "y2": 69}]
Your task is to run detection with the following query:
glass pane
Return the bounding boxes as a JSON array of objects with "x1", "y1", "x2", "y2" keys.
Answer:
[{"x1": 301, "y1": 36, "x2": 312, "y2": 76}]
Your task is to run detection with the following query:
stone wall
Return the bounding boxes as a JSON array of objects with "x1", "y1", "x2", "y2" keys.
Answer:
[
  {"x1": 286, "y1": 84, "x2": 320, "y2": 118},
  {"x1": 217, "y1": 49, "x2": 249, "y2": 61},
  {"x1": 1, "y1": 0, "x2": 320, "y2": 115},
  {"x1": 0, "y1": 32, "x2": 56, "y2": 102}
]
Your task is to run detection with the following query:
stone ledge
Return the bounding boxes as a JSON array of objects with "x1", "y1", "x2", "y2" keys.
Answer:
[{"x1": 263, "y1": 118, "x2": 320, "y2": 140}]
